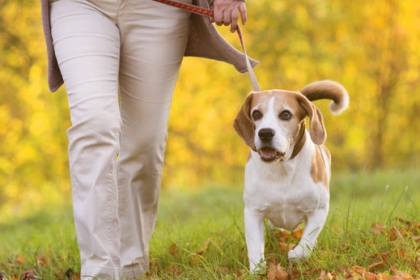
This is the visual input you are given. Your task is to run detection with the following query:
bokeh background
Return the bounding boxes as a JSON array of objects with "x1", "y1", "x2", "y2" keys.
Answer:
[{"x1": 1, "y1": 0, "x2": 419, "y2": 218}]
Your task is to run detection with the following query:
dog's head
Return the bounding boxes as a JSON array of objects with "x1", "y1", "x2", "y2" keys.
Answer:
[{"x1": 233, "y1": 89, "x2": 326, "y2": 163}]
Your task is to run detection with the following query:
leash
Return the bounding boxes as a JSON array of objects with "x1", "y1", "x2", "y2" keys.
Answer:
[{"x1": 153, "y1": 0, "x2": 261, "y2": 91}]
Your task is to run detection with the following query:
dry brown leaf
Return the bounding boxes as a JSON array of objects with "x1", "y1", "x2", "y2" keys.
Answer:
[
  {"x1": 35, "y1": 254, "x2": 50, "y2": 266},
  {"x1": 394, "y1": 217, "x2": 419, "y2": 228},
  {"x1": 394, "y1": 249, "x2": 410, "y2": 259},
  {"x1": 20, "y1": 270, "x2": 42, "y2": 280},
  {"x1": 368, "y1": 260, "x2": 385, "y2": 271},
  {"x1": 337, "y1": 265, "x2": 352, "y2": 278},
  {"x1": 278, "y1": 242, "x2": 296, "y2": 252},
  {"x1": 389, "y1": 226, "x2": 404, "y2": 241},
  {"x1": 376, "y1": 273, "x2": 391, "y2": 279},
  {"x1": 168, "y1": 243, "x2": 178, "y2": 257},
  {"x1": 372, "y1": 223, "x2": 386, "y2": 236},
  {"x1": 361, "y1": 271, "x2": 377, "y2": 280},
  {"x1": 411, "y1": 235, "x2": 420, "y2": 243},
  {"x1": 292, "y1": 228, "x2": 304, "y2": 240},
  {"x1": 164, "y1": 264, "x2": 184, "y2": 277},
  {"x1": 266, "y1": 263, "x2": 288, "y2": 280},
  {"x1": 318, "y1": 270, "x2": 327, "y2": 280},
  {"x1": 390, "y1": 266, "x2": 413, "y2": 279},
  {"x1": 276, "y1": 228, "x2": 303, "y2": 242},
  {"x1": 278, "y1": 230, "x2": 291, "y2": 241},
  {"x1": 351, "y1": 266, "x2": 377, "y2": 280},
  {"x1": 1, "y1": 262, "x2": 18, "y2": 268},
  {"x1": 300, "y1": 267, "x2": 322, "y2": 277},
  {"x1": 15, "y1": 256, "x2": 26, "y2": 265},
  {"x1": 352, "y1": 265, "x2": 366, "y2": 275},
  {"x1": 319, "y1": 270, "x2": 338, "y2": 280},
  {"x1": 265, "y1": 253, "x2": 277, "y2": 264}
]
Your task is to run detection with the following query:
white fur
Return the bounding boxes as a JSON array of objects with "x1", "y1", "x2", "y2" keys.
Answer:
[
  {"x1": 244, "y1": 131, "x2": 330, "y2": 271},
  {"x1": 244, "y1": 95, "x2": 331, "y2": 272},
  {"x1": 235, "y1": 81, "x2": 349, "y2": 272}
]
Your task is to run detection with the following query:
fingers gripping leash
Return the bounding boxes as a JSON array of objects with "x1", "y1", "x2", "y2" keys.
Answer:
[{"x1": 152, "y1": 0, "x2": 260, "y2": 91}]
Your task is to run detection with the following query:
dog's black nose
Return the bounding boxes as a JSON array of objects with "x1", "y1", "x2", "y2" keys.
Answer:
[{"x1": 258, "y1": 128, "x2": 275, "y2": 142}]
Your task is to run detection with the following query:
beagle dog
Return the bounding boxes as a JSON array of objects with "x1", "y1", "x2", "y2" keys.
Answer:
[{"x1": 233, "y1": 80, "x2": 349, "y2": 271}]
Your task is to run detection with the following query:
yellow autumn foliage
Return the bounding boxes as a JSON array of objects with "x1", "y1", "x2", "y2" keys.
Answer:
[{"x1": 1, "y1": 0, "x2": 420, "y2": 214}]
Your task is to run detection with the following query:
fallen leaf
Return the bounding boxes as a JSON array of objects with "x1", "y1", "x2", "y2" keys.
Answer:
[
  {"x1": 277, "y1": 230, "x2": 291, "y2": 242},
  {"x1": 168, "y1": 243, "x2": 178, "y2": 257},
  {"x1": 35, "y1": 254, "x2": 49, "y2": 266},
  {"x1": 15, "y1": 256, "x2": 26, "y2": 265},
  {"x1": 265, "y1": 253, "x2": 277, "y2": 264},
  {"x1": 390, "y1": 266, "x2": 413, "y2": 279},
  {"x1": 164, "y1": 264, "x2": 184, "y2": 277},
  {"x1": 389, "y1": 226, "x2": 403, "y2": 241},
  {"x1": 336, "y1": 265, "x2": 352, "y2": 278},
  {"x1": 299, "y1": 267, "x2": 321, "y2": 278},
  {"x1": 20, "y1": 270, "x2": 42, "y2": 279},
  {"x1": 278, "y1": 242, "x2": 295, "y2": 252},
  {"x1": 411, "y1": 235, "x2": 420, "y2": 243},
  {"x1": 266, "y1": 263, "x2": 288, "y2": 280},
  {"x1": 376, "y1": 273, "x2": 391, "y2": 279},
  {"x1": 1, "y1": 262, "x2": 18, "y2": 268},
  {"x1": 367, "y1": 260, "x2": 385, "y2": 271},
  {"x1": 319, "y1": 270, "x2": 338, "y2": 280},
  {"x1": 351, "y1": 266, "x2": 376, "y2": 280},
  {"x1": 292, "y1": 228, "x2": 304, "y2": 240},
  {"x1": 372, "y1": 223, "x2": 386, "y2": 236}
]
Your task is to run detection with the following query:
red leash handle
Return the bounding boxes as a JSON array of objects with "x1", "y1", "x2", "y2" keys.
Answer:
[{"x1": 153, "y1": 0, "x2": 214, "y2": 18}]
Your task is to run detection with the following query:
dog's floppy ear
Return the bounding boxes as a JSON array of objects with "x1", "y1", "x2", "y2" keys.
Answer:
[
  {"x1": 296, "y1": 93, "x2": 326, "y2": 145},
  {"x1": 233, "y1": 92, "x2": 256, "y2": 150}
]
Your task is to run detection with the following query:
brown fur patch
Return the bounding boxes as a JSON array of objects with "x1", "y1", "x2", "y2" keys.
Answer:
[{"x1": 310, "y1": 145, "x2": 331, "y2": 188}]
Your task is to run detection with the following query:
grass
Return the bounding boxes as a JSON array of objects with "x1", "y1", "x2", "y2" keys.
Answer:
[{"x1": 1, "y1": 169, "x2": 420, "y2": 279}]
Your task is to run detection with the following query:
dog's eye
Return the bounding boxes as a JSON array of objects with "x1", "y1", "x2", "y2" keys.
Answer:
[
  {"x1": 252, "y1": 110, "x2": 262, "y2": 121},
  {"x1": 279, "y1": 110, "x2": 292, "y2": 121}
]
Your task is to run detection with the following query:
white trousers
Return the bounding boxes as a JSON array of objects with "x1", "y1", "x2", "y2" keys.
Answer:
[{"x1": 50, "y1": 0, "x2": 190, "y2": 278}]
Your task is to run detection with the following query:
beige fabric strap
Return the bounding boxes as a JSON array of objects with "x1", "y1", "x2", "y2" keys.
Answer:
[{"x1": 153, "y1": 0, "x2": 261, "y2": 91}]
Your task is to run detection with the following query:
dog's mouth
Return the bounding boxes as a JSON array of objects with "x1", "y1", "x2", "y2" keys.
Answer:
[{"x1": 258, "y1": 147, "x2": 285, "y2": 162}]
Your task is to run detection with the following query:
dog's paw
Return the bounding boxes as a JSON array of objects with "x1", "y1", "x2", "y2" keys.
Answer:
[{"x1": 287, "y1": 245, "x2": 311, "y2": 262}]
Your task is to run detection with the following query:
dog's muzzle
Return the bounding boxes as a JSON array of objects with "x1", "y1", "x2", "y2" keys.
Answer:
[
  {"x1": 257, "y1": 128, "x2": 286, "y2": 162},
  {"x1": 258, "y1": 147, "x2": 285, "y2": 162}
]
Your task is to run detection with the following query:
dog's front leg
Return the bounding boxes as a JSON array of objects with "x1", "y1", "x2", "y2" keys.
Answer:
[
  {"x1": 288, "y1": 207, "x2": 328, "y2": 262},
  {"x1": 244, "y1": 207, "x2": 265, "y2": 272}
]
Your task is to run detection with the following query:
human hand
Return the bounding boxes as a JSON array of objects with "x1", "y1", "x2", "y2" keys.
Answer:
[{"x1": 211, "y1": 0, "x2": 247, "y2": 32}]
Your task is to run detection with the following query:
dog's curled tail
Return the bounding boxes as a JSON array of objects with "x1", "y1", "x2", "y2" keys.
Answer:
[{"x1": 300, "y1": 80, "x2": 349, "y2": 115}]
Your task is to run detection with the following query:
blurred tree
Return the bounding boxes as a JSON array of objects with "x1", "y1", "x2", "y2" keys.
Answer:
[
  {"x1": 0, "y1": 0, "x2": 70, "y2": 215},
  {"x1": 1, "y1": 0, "x2": 420, "y2": 214}
]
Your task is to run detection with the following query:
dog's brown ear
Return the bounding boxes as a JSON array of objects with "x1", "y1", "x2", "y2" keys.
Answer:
[
  {"x1": 233, "y1": 93, "x2": 256, "y2": 150},
  {"x1": 296, "y1": 93, "x2": 326, "y2": 145}
]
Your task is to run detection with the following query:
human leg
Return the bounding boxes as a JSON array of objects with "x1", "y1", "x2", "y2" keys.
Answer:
[
  {"x1": 116, "y1": 0, "x2": 191, "y2": 276},
  {"x1": 50, "y1": 1, "x2": 121, "y2": 278}
]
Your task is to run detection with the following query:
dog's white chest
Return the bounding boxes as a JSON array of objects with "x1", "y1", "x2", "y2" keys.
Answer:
[{"x1": 244, "y1": 157, "x2": 329, "y2": 231}]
